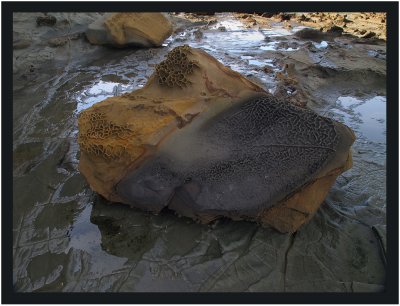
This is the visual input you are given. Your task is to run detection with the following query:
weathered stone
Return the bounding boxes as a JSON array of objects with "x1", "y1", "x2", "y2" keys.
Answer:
[
  {"x1": 278, "y1": 13, "x2": 295, "y2": 21},
  {"x1": 85, "y1": 14, "x2": 113, "y2": 45},
  {"x1": 85, "y1": 13, "x2": 172, "y2": 47},
  {"x1": 297, "y1": 14, "x2": 311, "y2": 22},
  {"x1": 78, "y1": 45, "x2": 263, "y2": 203},
  {"x1": 13, "y1": 39, "x2": 31, "y2": 50},
  {"x1": 326, "y1": 25, "x2": 344, "y2": 35},
  {"x1": 362, "y1": 31, "x2": 376, "y2": 39},
  {"x1": 294, "y1": 28, "x2": 326, "y2": 40},
  {"x1": 260, "y1": 12, "x2": 277, "y2": 18},
  {"x1": 78, "y1": 45, "x2": 355, "y2": 232}
]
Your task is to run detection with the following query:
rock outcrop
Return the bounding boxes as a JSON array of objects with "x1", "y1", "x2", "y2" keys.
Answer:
[
  {"x1": 85, "y1": 13, "x2": 173, "y2": 47},
  {"x1": 78, "y1": 45, "x2": 355, "y2": 232}
]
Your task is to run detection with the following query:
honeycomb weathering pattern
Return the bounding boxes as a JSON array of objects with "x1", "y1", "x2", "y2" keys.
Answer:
[
  {"x1": 78, "y1": 45, "x2": 355, "y2": 231},
  {"x1": 115, "y1": 94, "x2": 353, "y2": 219},
  {"x1": 155, "y1": 45, "x2": 199, "y2": 88},
  {"x1": 78, "y1": 111, "x2": 133, "y2": 161}
]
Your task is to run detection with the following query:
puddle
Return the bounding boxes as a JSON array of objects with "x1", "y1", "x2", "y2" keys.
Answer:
[
  {"x1": 248, "y1": 59, "x2": 274, "y2": 67},
  {"x1": 262, "y1": 28, "x2": 293, "y2": 37},
  {"x1": 260, "y1": 42, "x2": 279, "y2": 51},
  {"x1": 183, "y1": 15, "x2": 300, "y2": 91},
  {"x1": 67, "y1": 204, "x2": 128, "y2": 275},
  {"x1": 334, "y1": 96, "x2": 386, "y2": 143},
  {"x1": 76, "y1": 80, "x2": 142, "y2": 112},
  {"x1": 260, "y1": 41, "x2": 299, "y2": 52},
  {"x1": 367, "y1": 49, "x2": 386, "y2": 60},
  {"x1": 211, "y1": 18, "x2": 244, "y2": 31},
  {"x1": 86, "y1": 81, "x2": 120, "y2": 95}
]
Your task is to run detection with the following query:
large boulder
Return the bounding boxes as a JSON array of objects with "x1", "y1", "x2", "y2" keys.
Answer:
[
  {"x1": 85, "y1": 13, "x2": 173, "y2": 47},
  {"x1": 78, "y1": 45, "x2": 355, "y2": 232}
]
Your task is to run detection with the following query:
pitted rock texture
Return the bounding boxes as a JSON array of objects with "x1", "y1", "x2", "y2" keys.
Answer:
[
  {"x1": 78, "y1": 96, "x2": 200, "y2": 203},
  {"x1": 115, "y1": 94, "x2": 355, "y2": 231},
  {"x1": 78, "y1": 111, "x2": 133, "y2": 160},
  {"x1": 85, "y1": 13, "x2": 172, "y2": 47},
  {"x1": 155, "y1": 45, "x2": 199, "y2": 88},
  {"x1": 78, "y1": 46, "x2": 355, "y2": 232},
  {"x1": 78, "y1": 46, "x2": 264, "y2": 203}
]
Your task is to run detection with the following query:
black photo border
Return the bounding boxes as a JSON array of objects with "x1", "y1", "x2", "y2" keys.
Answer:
[{"x1": 2, "y1": 1, "x2": 398, "y2": 304}]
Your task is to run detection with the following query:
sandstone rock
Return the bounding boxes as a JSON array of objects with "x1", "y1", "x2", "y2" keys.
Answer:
[
  {"x1": 362, "y1": 31, "x2": 376, "y2": 39},
  {"x1": 297, "y1": 14, "x2": 311, "y2": 22},
  {"x1": 85, "y1": 14, "x2": 113, "y2": 45},
  {"x1": 78, "y1": 45, "x2": 355, "y2": 233},
  {"x1": 260, "y1": 12, "x2": 277, "y2": 18},
  {"x1": 85, "y1": 13, "x2": 172, "y2": 47},
  {"x1": 240, "y1": 14, "x2": 252, "y2": 19},
  {"x1": 78, "y1": 45, "x2": 263, "y2": 203},
  {"x1": 278, "y1": 13, "x2": 295, "y2": 21}
]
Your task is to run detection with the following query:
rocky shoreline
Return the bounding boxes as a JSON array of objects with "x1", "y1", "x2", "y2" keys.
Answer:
[{"x1": 12, "y1": 12, "x2": 386, "y2": 292}]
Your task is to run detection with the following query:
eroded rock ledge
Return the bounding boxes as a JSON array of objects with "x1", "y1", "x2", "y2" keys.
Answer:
[
  {"x1": 86, "y1": 13, "x2": 173, "y2": 47},
  {"x1": 78, "y1": 45, "x2": 355, "y2": 233}
]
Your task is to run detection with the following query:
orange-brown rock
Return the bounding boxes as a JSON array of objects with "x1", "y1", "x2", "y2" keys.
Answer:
[
  {"x1": 78, "y1": 45, "x2": 264, "y2": 203},
  {"x1": 86, "y1": 13, "x2": 173, "y2": 47},
  {"x1": 78, "y1": 45, "x2": 355, "y2": 233},
  {"x1": 261, "y1": 151, "x2": 353, "y2": 233}
]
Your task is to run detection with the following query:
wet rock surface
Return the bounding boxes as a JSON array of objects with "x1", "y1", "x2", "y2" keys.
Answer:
[{"x1": 13, "y1": 12, "x2": 386, "y2": 292}]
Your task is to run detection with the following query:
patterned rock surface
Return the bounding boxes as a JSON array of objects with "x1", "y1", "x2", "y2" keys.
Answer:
[{"x1": 78, "y1": 45, "x2": 355, "y2": 232}]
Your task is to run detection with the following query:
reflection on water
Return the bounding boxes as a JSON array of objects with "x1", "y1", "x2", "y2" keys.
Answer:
[
  {"x1": 248, "y1": 59, "x2": 274, "y2": 67},
  {"x1": 68, "y1": 204, "x2": 128, "y2": 275},
  {"x1": 76, "y1": 81, "x2": 136, "y2": 112},
  {"x1": 335, "y1": 96, "x2": 386, "y2": 143},
  {"x1": 211, "y1": 18, "x2": 244, "y2": 31}
]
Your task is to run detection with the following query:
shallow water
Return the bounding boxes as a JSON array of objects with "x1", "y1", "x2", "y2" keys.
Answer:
[
  {"x1": 13, "y1": 13, "x2": 387, "y2": 292},
  {"x1": 334, "y1": 96, "x2": 386, "y2": 143}
]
